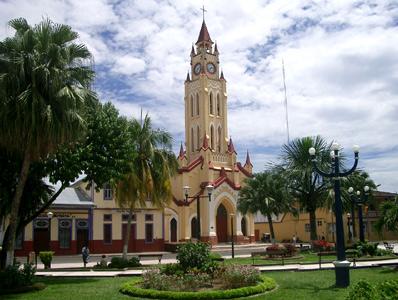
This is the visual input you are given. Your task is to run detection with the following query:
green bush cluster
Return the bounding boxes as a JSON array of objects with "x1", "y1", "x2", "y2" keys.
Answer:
[
  {"x1": 108, "y1": 256, "x2": 141, "y2": 268},
  {"x1": 346, "y1": 279, "x2": 398, "y2": 300},
  {"x1": 0, "y1": 263, "x2": 36, "y2": 290},
  {"x1": 39, "y1": 251, "x2": 54, "y2": 269},
  {"x1": 176, "y1": 242, "x2": 211, "y2": 271},
  {"x1": 120, "y1": 276, "x2": 277, "y2": 299},
  {"x1": 352, "y1": 241, "x2": 378, "y2": 256}
]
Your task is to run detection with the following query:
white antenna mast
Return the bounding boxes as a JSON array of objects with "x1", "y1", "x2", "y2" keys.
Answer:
[{"x1": 282, "y1": 59, "x2": 290, "y2": 144}]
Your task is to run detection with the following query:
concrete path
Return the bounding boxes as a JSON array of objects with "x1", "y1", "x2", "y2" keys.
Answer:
[{"x1": 35, "y1": 257, "x2": 398, "y2": 277}]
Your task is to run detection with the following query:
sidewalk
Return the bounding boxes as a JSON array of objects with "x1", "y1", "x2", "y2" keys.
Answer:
[{"x1": 35, "y1": 257, "x2": 398, "y2": 277}]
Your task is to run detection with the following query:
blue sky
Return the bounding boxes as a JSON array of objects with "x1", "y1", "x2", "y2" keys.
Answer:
[{"x1": 1, "y1": 0, "x2": 398, "y2": 192}]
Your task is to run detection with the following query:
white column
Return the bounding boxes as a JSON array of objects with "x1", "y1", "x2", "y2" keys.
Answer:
[
  {"x1": 236, "y1": 211, "x2": 243, "y2": 236},
  {"x1": 208, "y1": 198, "x2": 216, "y2": 237}
]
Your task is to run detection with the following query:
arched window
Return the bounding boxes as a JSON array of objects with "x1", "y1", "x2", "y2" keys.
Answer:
[
  {"x1": 196, "y1": 126, "x2": 200, "y2": 149},
  {"x1": 209, "y1": 93, "x2": 214, "y2": 115},
  {"x1": 210, "y1": 125, "x2": 214, "y2": 149},
  {"x1": 241, "y1": 217, "x2": 247, "y2": 237},
  {"x1": 191, "y1": 217, "x2": 198, "y2": 239},
  {"x1": 190, "y1": 96, "x2": 194, "y2": 117},
  {"x1": 191, "y1": 127, "x2": 194, "y2": 151},
  {"x1": 217, "y1": 126, "x2": 222, "y2": 152},
  {"x1": 216, "y1": 94, "x2": 221, "y2": 116},
  {"x1": 196, "y1": 94, "x2": 200, "y2": 116},
  {"x1": 170, "y1": 218, "x2": 177, "y2": 242}
]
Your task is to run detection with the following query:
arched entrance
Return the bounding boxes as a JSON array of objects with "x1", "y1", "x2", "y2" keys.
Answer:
[
  {"x1": 216, "y1": 204, "x2": 228, "y2": 242},
  {"x1": 241, "y1": 217, "x2": 247, "y2": 237},
  {"x1": 191, "y1": 217, "x2": 198, "y2": 239},
  {"x1": 170, "y1": 218, "x2": 177, "y2": 242}
]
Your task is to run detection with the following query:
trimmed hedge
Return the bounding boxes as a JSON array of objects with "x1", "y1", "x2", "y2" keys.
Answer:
[{"x1": 120, "y1": 276, "x2": 276, "y2": 299}]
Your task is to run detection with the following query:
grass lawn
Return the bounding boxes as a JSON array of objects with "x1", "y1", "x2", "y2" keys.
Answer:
[{"x1": 2, "y1": 267, "x2": 397, "y2": 300}]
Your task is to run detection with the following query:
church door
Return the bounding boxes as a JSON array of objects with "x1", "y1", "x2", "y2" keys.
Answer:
[
  {"x1": 216, "y1": 204, "x2": 228, "y2": 243},
  {"x1": 170, "y1": 218, "x2": 177, "y2": 242}
]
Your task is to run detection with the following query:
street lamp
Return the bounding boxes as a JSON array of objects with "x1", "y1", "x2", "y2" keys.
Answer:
[
  {"x1": 230, "y1": 213, "x2": 235, "y2": 258},
  {"x1": 183, "y1": 184, "x2": 214, "y2": 241},
  {"x1": 309, "y1": 143, "x2": 359, "y2": 288},
  {"x1": 346, "y1": 213, "x2": 352, "y2": 242},
  {"x1": 348, "y1": 186, "x2": 369, "y2": 243}
]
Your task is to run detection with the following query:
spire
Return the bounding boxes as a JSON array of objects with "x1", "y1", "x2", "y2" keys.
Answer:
[
  {"x1": 227, "y1": 137, "x2": 236, "y2": 154},
  {"x1": 214, "y1": 42, "x2": 218, "y2": 54},
  {"x1": 179, "y1": 142, "x2": 185, "y2": 159},
  {"x1": 220, "y1": 70, "x2": 225, "y2": 80},
  {"x1": 196, "y1": 20, "x2": 213, "y2": 46},
  {"x1": 185, "y1": 71, "x2": 190, "y2": 82},
  {"x1": 190, "y1": 44, "x2": 195, "y2": 56},
  {"x1": 244, "y1": 150, "x2": 253, "y2": 167}
]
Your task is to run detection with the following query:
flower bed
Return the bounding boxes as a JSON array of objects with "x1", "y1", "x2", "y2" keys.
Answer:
[{"x1": 120, "y1": 276, "x2": 276, "y2": 299}]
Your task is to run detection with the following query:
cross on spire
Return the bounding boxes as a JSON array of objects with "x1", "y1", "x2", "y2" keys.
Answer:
[{"x1": 200, "y1": 5, "x2": 207, "y2": 21}]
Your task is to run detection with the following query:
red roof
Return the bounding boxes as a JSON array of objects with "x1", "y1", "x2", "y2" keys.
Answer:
[{"x1": 244, "y1": 150, "x2": 253, "y2": 167}]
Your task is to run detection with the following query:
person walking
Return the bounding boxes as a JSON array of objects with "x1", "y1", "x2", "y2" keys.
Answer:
[{"x1": 82, "y1": 245, "x2": 90, "y2": 268}]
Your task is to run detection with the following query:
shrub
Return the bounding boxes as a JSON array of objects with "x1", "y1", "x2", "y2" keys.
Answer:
[
  {"x1": 201, "y1": 260, "x2": 220, "y2": 277},
  {"x1": 353, "y1": 241, "x2": 378, "y2": 256},
  {"x1": 39, "y1": 251, "x2": 54, "y2": 269},
  {"x1": 108, "y1": 256, "x2": 141, "y2": 268},
  {"x1": 121, "y1": 276, "x2": 277, "y2": 299},
  {"x1": 378, "y1": 280, "x2": 398, "y2": 300},
  {"x1": 312, "y1": 240, "x2": 334, "y2": 252},
  {"x1": 282, "y1": 243, "x2": 297, "y2": 256},
  {"x1": 375, "y1": 248, "x2": 392, "y2": 256},
  {"x1": 142, "y1": 268, "x2": 211, "y2": 292},
  {"x1": 346, "y1": 280, "x2": 377, "y2": 300},
  {"x1": 0, "y1": 263, "x2": 36, "y2": 289},
  {"x1": 177, "y1": 242, "x2": 211, "y2": 271},
  {"x1": 218, "y1": 264, "x2": 261, "y2": 289},
  {"x1": 161, "y1": 263, "x2": 184, "y2": 276}
]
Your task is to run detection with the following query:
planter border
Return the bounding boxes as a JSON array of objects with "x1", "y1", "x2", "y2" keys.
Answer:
[{"x1": 120, "y1": 277, "x2": 276, "y2": 299}]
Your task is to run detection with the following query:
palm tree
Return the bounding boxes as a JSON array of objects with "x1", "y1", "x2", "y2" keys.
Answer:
[
  {"x1": 374, "y1": 197, "x2": 398, "y2": 234},
  {"x1": 0, "y1": 18, "x2": 96, "y2": 266},
  {"x1": 238, "y1": 170, "x2": 294, "y2": 241},
  {"x1": 281, "y1": 136, "x2": 331, "y2": 241},
  {"x1": 340, "y1": 171, "x2": 377, "y2": 239},
  {"x1": 116, "y1": 115, "x2": 178, "y2": 259}
]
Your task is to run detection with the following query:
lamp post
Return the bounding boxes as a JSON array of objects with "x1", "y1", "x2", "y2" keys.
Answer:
[
  {"x1": 348, "y1": 186, "x2": 369, "y2": 243},
  {"x1": 346, "y1": 213, "x2": 352, "y2": 243},
  {"x1": 347, "y1": 187, "x2": 357, "y2": 241},
  {"x1": 309, "y1": 142, "x2": 359, "y2": 288},
  {"x1": 183, "y1": 184, "x2": 214, "y2": 241},
  {"x1": 230, "y1": 213, "x2": 235, "y2": 258}
]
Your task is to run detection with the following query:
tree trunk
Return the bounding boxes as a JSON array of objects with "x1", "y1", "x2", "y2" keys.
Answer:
[
  {"x1": 122, "y1": 208, "x2": 133, "y2": 260},
  {"x1": 5, "y1": 150, "x2": 31, "y2": 267},
  {"x1": 267, "y1": 212, "x2": 276, "y2": 242},
  {"x1": 309, "y1": 209, "x2": 318, "y2": 241}
]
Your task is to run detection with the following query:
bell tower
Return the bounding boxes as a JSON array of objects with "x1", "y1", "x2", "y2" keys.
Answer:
[{"x1": 184, "y1": 17, "x2": 228, "y2": 162}]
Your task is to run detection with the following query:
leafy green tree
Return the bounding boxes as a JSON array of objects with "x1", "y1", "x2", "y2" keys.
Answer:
[
  {"x1": 0, "y1": 18, "x2": 97, "y2": 266},
  {"x1": 116, "y1": 114, "x2": 178, "y2": 259},
  {"x1": 374, "y1": 197, "x2": 398, "y2": 234},
  {"x1": 281, "y1": 136, "x2": 331, "y2": 241},
  {"x1": 238, "y1": 169, "x2": 294, "y2": 241},
  {"x1": 0, "y1": 102, "x2": 132, "y2": 268}
]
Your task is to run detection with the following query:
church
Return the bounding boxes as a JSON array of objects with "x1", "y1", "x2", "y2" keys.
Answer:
[{"x1": 12, "y1": 17, "x2": 255, "y2": 256}]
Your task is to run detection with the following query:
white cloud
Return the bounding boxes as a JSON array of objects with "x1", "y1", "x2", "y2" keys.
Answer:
[{"x1": 1, "y1": 0, "x2": 398, "y2": 191}]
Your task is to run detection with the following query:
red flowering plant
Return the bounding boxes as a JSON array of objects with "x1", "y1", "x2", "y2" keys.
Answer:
[{"x1": 312, "y1": 240, "x2": 335, "y2": 252}]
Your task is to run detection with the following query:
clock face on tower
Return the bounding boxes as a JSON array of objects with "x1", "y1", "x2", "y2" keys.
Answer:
[
  {"x1": 207, "y1": 63, "x2": 216, "y2": 74},
  {"x1": 194, "y1": 63, "x2": 201, "y2": 75}
]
